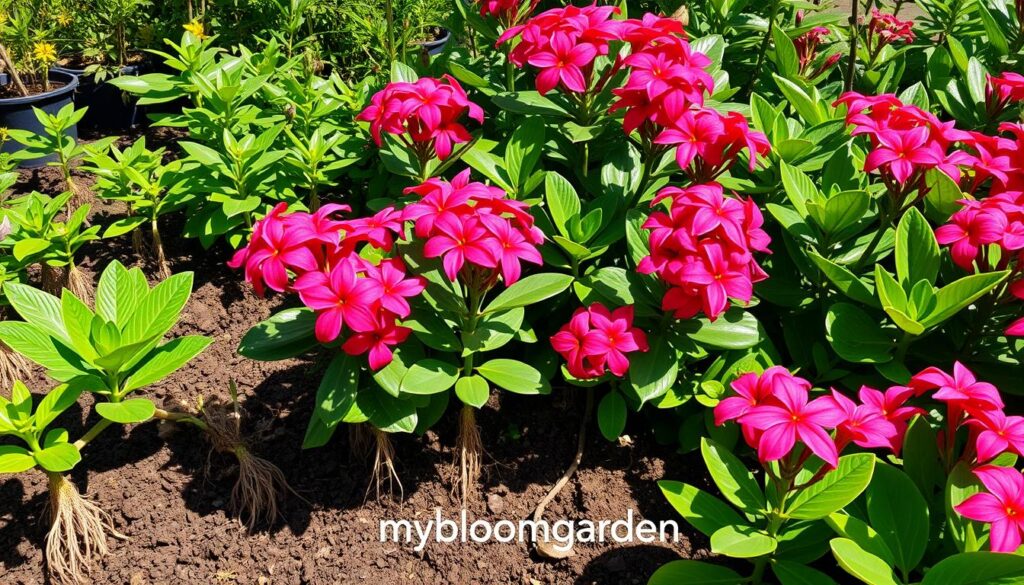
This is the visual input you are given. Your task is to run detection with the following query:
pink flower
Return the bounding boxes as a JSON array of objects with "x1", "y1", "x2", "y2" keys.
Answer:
[
  {"x1": 227, "y1": 203, "x2": 320, "y2": 295},
  {"x1": 363, "y1": 259, "x2": 426, "y2": 318},
  {"x1": 858, "y1": 385, "x2": 924, "y2": 455},
  {"x1": 294, "y1": 259, "x2": 378, "y2": 343},
  {"x1": 864, "y1": 127, "x2": 945, "y2": 184},
  {"x1": 479, "y1": 214, "x2": 543, "y2": 285},
  {"x1": 715, "y1": 366, "x2": 808, "y2": 449},
  {"x1": 1008, "y1": 317, "x2": 1024, "y2": 337},
  {"x1": 551, "y1": 303, "x2": 648, "y2": 378},
  {"x1": 528, "y1": 32, "x2": 598, "y2": 95},
  {"x1": 936, "y1": 205, "x2": 1008, "y2": 270},
  {"x1": 867, "y1": 9, "x2": 915, "y2": 52},
  {"x1": 344, "y1": 207, "x2": 404, "y2": 251},
  {"x1": 825, "y1": 390, "x2": 898, "y2": 452},
  {"x1": 342, "y1": 315, "x2": 412, "y2": 370},
  {"x1": 679, "y1": 243, "x2": 754, "y2": 320},
  {"x1": 423, "y1": 215, "x2": 498, "y2": 281},
  {"x1": 738, "y1": 372, "x2": 844, "y2": 467},
  {"x1": 955, "y1": 465, "x2": 1024, "y2": 553},
  {"x1": 911, "y1": 362, "x2": 1004, "y2": 419},
  {"x1": 968, "y1": 410, "x2": 1024, "y2": 463}
]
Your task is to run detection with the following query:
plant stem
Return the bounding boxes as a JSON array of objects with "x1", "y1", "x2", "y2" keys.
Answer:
[
  {"x1": 504, "y1": 47, "x2": 516, "y2": 93},
  {"x1": 845, "y1": 0, "x2": 860, "y2": 92},
  {"x1": 73, "y1": 419, "x2": 113, "y2": 450},
  {"x1": 0, "y1": 44, "x2": 27, "y2": 97},
  {"x1": 746, "y1": 0, "x2": 780, "y2": 97}
]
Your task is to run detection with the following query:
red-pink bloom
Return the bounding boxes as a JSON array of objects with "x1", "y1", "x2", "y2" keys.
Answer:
[
  {"x1": 968, "y1": 410, "x2": 1024, "y2": 463},
  {"x1": 825, "y1": 389, "x2": 898, "y2": 452},
  {"x1": 1008, "y1": 317, "x2": 1024, "y2": 336},
  {"x1": 227, "y1": 203, "x2": 320, "y2": 295},
  {"x1": 864, "y1": 127, "x2": 945, "y2": 183},
  {"x1": 955, "y1": 465, "x2": 1024, "y2": 553},
  {"x1": 423, "y1": 215, "x2": 498, "y2": 281},
  {"x1": 344, "y1": 207, "x2": 404, "y2": 251},
  {"x1": 715, "y1": 366, "x2": 806, "y2": 448},
  {"x1": 988, "y1": 72, "x2": 1024, "y2": 117},
  {"x1": 858, "y1": 385, "x2": 924, "y2": 455},
  {"x1": 738, "y1": 373, "x2": 844, "y2": 467},
  {"x1": 910, "y1": 362, "x2": 1004, "y2": 419},
  {"x1": 356, "y1": 76, "x2": 483, "y2": 161},
  {"x1": 342, "y1": 315, "x2": 412, "y2": 370},
  {"x1": 866, "y1": 9, "x2": 915, "y2": 51},
  {"x1": 550, "y1": 303, "x2": 648, "y2": 378},
  {"x1": 363, "y1": 259, "x2": 426, "y2": 318},
  {"x1": 793, "y1": 27, "x2": 834, "y2": 77},
  {"x1": 479, "y1": 213, "x2": 543, "y2": 285},
  {"x1": 936, "y1": 204, "x2": 1008, "y2": 270},
  {"x1": 293, "y1": 258, "x2": 378, "y2": 343}
]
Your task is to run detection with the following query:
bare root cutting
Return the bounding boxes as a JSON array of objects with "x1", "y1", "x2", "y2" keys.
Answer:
[
  {"x1": 367, "y1": 428, "x2": 403, "y2": 502},
  {"x1": 348, "y1": 422, "x2": 373, "y2": 461},
  {"x1": 452, "y1": 404, "x2": 482, "y2": 507},
  {"x1": 200, "y1": 402, "x2": 298, "y2": 531},
  {"x1": 531, "y1": 390, "x2": 594, "y2": 560},
  {"x1": 64, "y1": 265, "x2": 93, "y2": 305},
  {"x1": 45, "y1": 473, "x2": 125, "y2": 585},
  {"x1": 0, "y1": 341, "x2": 29, "y2": 390},
  {"x1": 66, "y1": 177, "x2": 92, "y2": 209},
  {"x1": 150, "y1": 222, "x2": 171, "y2": 279}
]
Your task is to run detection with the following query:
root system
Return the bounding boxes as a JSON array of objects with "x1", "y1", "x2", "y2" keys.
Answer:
[
  {"x1": 453, "y1": 404, "x2": 482, "y2": 507},
  {"x1": 367, "y1": 428, "x2": 402, "y2": 502},
  {"x1": 45, "y1": 473, "x2": 125, "y2": 585}
]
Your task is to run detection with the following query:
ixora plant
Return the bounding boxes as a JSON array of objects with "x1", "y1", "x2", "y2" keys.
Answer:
[
  {"x1": 653, "y1": 363, "x2": 1024, "y2": 585},
  {"x1": 0, "y1": 262, "x2": 289, "y2": 583}
]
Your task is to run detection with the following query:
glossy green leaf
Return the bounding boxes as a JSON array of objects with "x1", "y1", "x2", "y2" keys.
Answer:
[
  {"x1": 237, "y1": 308, "x2": 319, "y2": 361},
  {"x1": 482, "y1": 273, "x2": 573, "y2": 314},
  {"x1": 476, "y1": 359, "x2": 550, "y2": 395},
  {"x1": 454, "y1": 375, "x2": 489, "y2": 408},
  {"x1": 825, "y1": 303, "x2": 893, "y2": 363},
  {"x1": 95, "y1": 398, "x2": 156, "y2": 424},
  {"x1": 648, "y1": 560, "x2": 743, "y2": 585},
  {"x1": 895, "y1": 208, "x2": 940, "y2": 287},
  {"x1": 0, "y1": 445, "x2": 36, "y2": 473},
  {"x1": 786, "y1": 453, "x2": 875, "y2": 520},
  {"x1": 922, "y1": 552, "x2": 1024, "y2": 585},
  {"x1": 399, "y1": 359, "x2": 458, "y2": 396},
  {"x1": 33, "y1": 442, "x2": 81, "y2": 472},
  {"x1": 710, "y1": 525, "x2": 777, "y2": 558},
  {"x1": 597, "y1": 391, "x2": 626, "y2": 441},
  {"x1": 830, "y1": 538, "x2": 900, "y2": 585},
  {"x1": 701, "y1": 437, "x2": 766, "y2": 515}
]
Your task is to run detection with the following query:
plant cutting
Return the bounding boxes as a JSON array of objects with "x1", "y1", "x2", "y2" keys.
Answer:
[{"x1": 0, "y1": 261, "x2": 210, "y2": 584}]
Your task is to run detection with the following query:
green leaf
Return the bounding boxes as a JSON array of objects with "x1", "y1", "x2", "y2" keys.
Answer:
[
  {"x1": 895, "y1": 208, "x2": 940, "y2": 287},
  {"x1": 33, "y1": 383, "x2": 85, "y2": 430},
  {"x1": 922, "y1": 271, "x2": 1009, "y2": 329},
  {"x1": 122, "y1": 336, "x2": 212, "y2": 393},
  {"x1": 826, "y1": 513, "x2": 896, "y2": 566},
  {"x1": 627, "y1": 334, "x2": 678, "y2": 406},
  {"x1": 780, "y1": 160, "x2": 818, "y2": 218},
  {"x1": 3, "y1": 282, "x2": 68, "y2": 342},
  {"x1": 820, "y1": 191, "x2": 870, "y2": 235},
  {"x1": 773, "y1": 560, "x2": 839, "y2": 585},
  {"x1": 648, "y1": 560, "x2": 743, "y2": 585},
  {"x1": 825, "y1": 303, "x2": 893, "y2": 363},
  {"x1": 545, "y1": 171, "x2": 581, "y2": 239},
  {"x1": 390, "y1": 61, "x2": 418, "y2": 83},
  {"x1": 658, "y1": 480, "x2": 747, "y2": 538},
  {"x1": 13, "y1": 238, "x2": 50, "y2": 261},
  {"x1": 123, "y1": 272, "x2": 194, "y2": 344},
  {"x1": 505, "y1": 117, "x2": 544, "y2": 189},
  {"x1": 314, "y1": 353, "x2": 362, "y2": 428},
  {"x1": 710, "y1": 525, "x2": 777, "y2": 558},
  {"x1": 399, "y1": 359, "x2": 458, "y2": 396},
  {"x1": 808, "y1": 252, "x2": 878, "y2": 307},
  {"x1": 95, "y1": 398, "x2": 156, "y2": 424},
  {"x1": 33, "y1": 442, "x2": 81, "y2": 472},
  {"x1": 922, "y1": 552, "x2": 1024, "y2": 585},
  {"x1": 482, "y1": 273, "x2": 573, "y2": 314},
  {"x1": 902, "y1": 416, "x2": 944, "y2": 498},
  {"x1": 829, "y1": 538, "x2": 900, "y2": 585},
  {"x1": 357, "y1": 391, "x2": 417, "y2": 434},
  {"x1": 0, "y1": 445, "x2": 37, "y2": 473},
  {"x1": 866, "y1": 463, "x2": 929, "y2": 574},
  {"x1": 597, "y1": 391, "x2": 627, "y2": 441},
  {"x1": 0, "y1": 321, "x2": 76, "y2": 373},
  {"x1": 454, "y1": 375, "x2": 489, "y2": 408},
  {"x1": 403, "y1": 305, "x2": 461, "y2": 352},
  {"x1": 701, "y1": 437, "x2": 766, "y2": 515},
  {"x1": 774, "y1": 75, "x2": 826, "y2": 125},
  {"x1": 476, "y1": 359, "x2": 550, "y2": 395},
  {"x1": 786, "y1": 453, "x2": 875, "y2": 520},
  {"x1": 461, "y1": 308, "x2": 523, "y2": 356},
  {"x1": 946, "y1": 461, "x2": 983, "y2": 550},
  {"x1": 237, "y1": 308, "x2": 319, "y2": 361},
  {"x1": 491, "y1": 91, "x2": 569, "y2": 117},
  {"x1": 678, "y1": 309, "x2": 763, "y2": 350},
  {"x1": 772, "y1": 27, "x2": 799, "y2": 78},
  {"x1": 95, "y1": 261, "x2": 148, "y2": 328}
]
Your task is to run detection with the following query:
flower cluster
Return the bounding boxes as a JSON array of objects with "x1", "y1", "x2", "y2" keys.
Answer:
[
  {"x1": 836, "y1": 92, "x2": 973, "y2": 186},
  {"x1": 550, "y1": 303, "x2": 648, "y2": 378},
  {"x1": 497, "y1": 4, "x2": 626, "y2": 95},
  {"x1": 987, "y1": 72, "x2": 1024, "y2": 117},
  {"x1": 865, "y1": 8, "x2": 915, "y2": 54},
  {"x1": 906, "y1": 362, "x2": 1024, "y2": 553},
  {"x1": 228, "y1": 203, "x2": 425, "y2": 370},
  {"x1": 714, "y1": 367, "x2": 920, "y2": 468},
  {"x1": 476, "y1": 0, "x2": 538, "y2": 26},
  {"x1": 935, "y1": 123, "x2": 1024, "y2": 337},
  {"x1": 638, "y1": 183, "x2": 770, "y2": 321},
  {"x1": 357, "y1": 75, "x2": 483, "y2": 160},
  {"x1": 793, "y1": 27, "x2": 841, "y2": 78},
  {"x1": 653, "y1": 109, "x2": 771, "y2": 181},
  {"x1": 403, "y1": 169, "x2": 544, "y2": 285}
]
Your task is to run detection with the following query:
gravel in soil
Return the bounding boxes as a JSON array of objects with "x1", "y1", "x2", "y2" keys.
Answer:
[{"x1": 0, "y1": 128, "x2": 709, "y2": 584}]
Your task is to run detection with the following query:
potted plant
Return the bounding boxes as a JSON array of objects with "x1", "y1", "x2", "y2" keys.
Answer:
[
  {"x1": 0, "y1": 6, "x2": 78, "y2": 168},
  {"x1": 50, "y1": 0, "x2": 152, "y2": 129}
]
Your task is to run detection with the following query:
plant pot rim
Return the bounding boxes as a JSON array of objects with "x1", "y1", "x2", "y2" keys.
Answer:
[
  {"x1": 52, "y1": 62, "x2": 144, "y2": 77},
  {"x1": 415, "y1": 28, "x2": 451, "y2": 48},
  {"x1": 0, "y1": 70, "x2": 78, "y2": 106}
]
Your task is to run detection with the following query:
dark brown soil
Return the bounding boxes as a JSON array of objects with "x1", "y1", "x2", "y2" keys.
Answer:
[
  {"x1": 0, "y1": 129, "x2": 709, "y2": 584},
  {"x1": 0, "y1": 81, "x2": 68, "y2": 100}
]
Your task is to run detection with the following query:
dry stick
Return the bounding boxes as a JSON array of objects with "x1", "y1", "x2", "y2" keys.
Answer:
[
  {"x1": 531, "y1": 389, "x2": 595, "y2": 559},
  {"x1": 0, "y1": 43, "x2": 28, "y2": 96}
]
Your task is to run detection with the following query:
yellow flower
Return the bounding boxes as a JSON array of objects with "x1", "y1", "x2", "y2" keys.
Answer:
[
  {"x1": 32, "y1": 42, "x2": 57, "y2": 65},
  {"x1": 183, "y1": 20, "x2": 207, "y2": 40},
  {"x1": 56, "y1": 12, "x2": 72, "y2": 26},
  {"x1": 0, "y1": 127, "x2": 9, "y2": 142}
]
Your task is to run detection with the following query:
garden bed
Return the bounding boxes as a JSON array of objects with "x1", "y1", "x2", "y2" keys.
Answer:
[{"x1": 0, "y1": 131, "x2": 700, "y2": 584}]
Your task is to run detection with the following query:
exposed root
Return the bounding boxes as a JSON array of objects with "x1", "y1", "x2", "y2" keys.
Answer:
[
  {"x1": 131, "y1": 229, "x2": 145, "y2": 260},
  {"x1": 45, "y1": 473, "x2": 125, "y2": 585},
  {"x1": 40, "y1": 263, "x2": 62, "y2": 296},
  {"x1": 531, "y1": 390, "x2": 594, "y2": 560},
  {"x1": 452, "y1": 404, "x2": 482, "y2": 507},
  {"x1": 348, "y1": 422, "x2": 374, "y2": 461},
  {"x1": 0, "y1": 340, "x2": 29, "y2": 391},
  {"x1": 199, "y1": 399, "x2": 298, "y2": 531},
  {"x1": 150, "y1": 221, "x2": 171, "y2": 279},
  {"x1": 367, "y1": 428, "x2": 403, "y2": 502},
  {"x1": 63, "y1": 265, "x2": 93, "y2": 305},
  {"x1": 66, "y1": 177, "x2": 92, "y2": 209}
]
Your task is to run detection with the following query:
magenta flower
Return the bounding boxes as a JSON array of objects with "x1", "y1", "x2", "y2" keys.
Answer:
[
  {"x1": 968, "y1": 410, "x2": 1024, "y2": 463},
  {"x1": 936, "y1": 206, "x2": 1008, "y2": 270},
  {"x1": 825, "y1": 390, "x2": 898, "y2": 452},
  {"x1": 679, "y1": 243, "x2": 754, "y2": 321},
  {"x1": 479, "y1": 214, "x2": 543, "y2": 285},
  {"x1": 581, "y1": 304, "x2": 649, "y2": 377},
  {"x1": 294, "y1": 259, "x2": 378, "y2": 343},
  {"x1": 227, "y1": 203, "x2": 320, "y2": 295},
  {"x1": 363, "y1": 259, "x2": 426, "y2": 319},
  {"x1": 864, "y1": 127, "x2": 945, "y2": 183},
  {"x1": 714, "y1": 366, "x2": 804, "y2": 426},
  {"x1": 739, "y1": 380, "x2": 844, "y2": 467},
  {"x1": 423, "y1": 215, "x2": 498, "y2": 281},
  {"x1": 955, "y1": 465, "x2": 1024, "y2": 553},
  {"x1": 342, "y1": 316, "x2": 412, "y2": 370},
  {"x1": 551, "y1": 303, "x2": 648, "y2": 379},
  {"x1": 1008, "y1": 317, "x2": 1024, "y2": 337},
  {"x1": 527, "y1": 32, "x2": 597, "y2": 95},
  {"x1": 911, "y1": 362, "x2": 1004, "y2": 418},
  {"x1": 858, "y1": 385, "x2": 923, "y2": 455}
]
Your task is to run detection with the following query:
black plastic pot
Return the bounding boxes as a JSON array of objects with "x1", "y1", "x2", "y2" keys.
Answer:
[
  {"x1": 51, "y1": 63, "x2": 143, "y2": 131},
  {"x1": 0, "y1": 69, "x2": 79, "y2": 168},
  {"x1": 421, "y1": 29, "x2": 452, "y2": 56}
]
